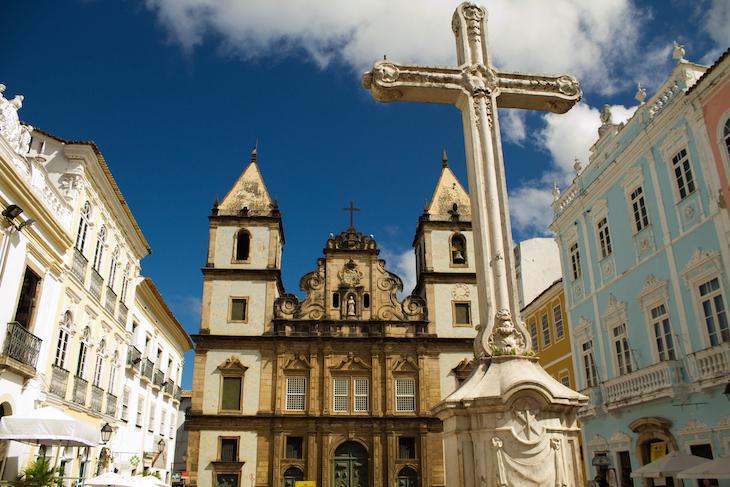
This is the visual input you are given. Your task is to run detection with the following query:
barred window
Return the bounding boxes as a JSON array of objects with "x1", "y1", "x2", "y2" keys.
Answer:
[
  {"x1": 286, "y1": 377, "x2": 307, "y2": 411},
  {"x1": 354, "y1": 378, "x2": 369, "y2": 412},
  {"x1": 395, "y1": 378, "x2": 416, "y2": 412},
  {"x1": 333, "y1": 378, "x2": 348, "y2": 412},
  {"x1": 221, "y1": 377, "x2": 242, "y2": 411}
]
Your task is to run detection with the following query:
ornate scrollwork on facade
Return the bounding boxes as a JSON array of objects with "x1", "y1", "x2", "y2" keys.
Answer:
[
  {"x1": 326, "y1": 228, "x2": 377, "y2": 250},
  {"x1": 338, "y1": 259, "x2": 363, "y2": 286}
]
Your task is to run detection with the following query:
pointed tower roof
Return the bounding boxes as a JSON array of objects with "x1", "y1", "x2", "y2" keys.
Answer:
[
  {"x1": 426, "y1": 150, "x2": 471, "y2": 221},
  {"x1": 219, "y1": 148, "x2": 273, "y2": 216}
]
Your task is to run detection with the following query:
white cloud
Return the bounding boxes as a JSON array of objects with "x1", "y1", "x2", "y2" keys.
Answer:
[
  {"x1": 379, "y1": 246, "x2": 417, "y2": 297},
  {"x1": 144, "y1": 0, "x2": 667, "y2": 95},
  {"x1": 499, "y1": 109, "x2": 526, "y2": 146}
]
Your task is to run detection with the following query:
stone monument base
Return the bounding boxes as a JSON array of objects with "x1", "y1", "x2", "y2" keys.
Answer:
[{"x1": 433, "y1": 356, "x2": 588, "y2": 487}]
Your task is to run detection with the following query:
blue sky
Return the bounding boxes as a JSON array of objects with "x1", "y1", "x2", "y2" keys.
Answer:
[{"x1": 3, "y1": 0, "x2": 728, "y2": 389}]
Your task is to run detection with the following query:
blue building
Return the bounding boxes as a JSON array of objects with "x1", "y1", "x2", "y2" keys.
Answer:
[{"x1": 550, "y1": 47, "x2": 730, "y2": 486}]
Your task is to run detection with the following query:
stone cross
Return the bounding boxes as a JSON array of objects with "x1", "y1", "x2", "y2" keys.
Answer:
[
  {"x1": 342, "y1": 200, "x2": 361, "y2": 228},
  {"x1": 363, "y1": 1, "x2": 582, "y2": 357}
]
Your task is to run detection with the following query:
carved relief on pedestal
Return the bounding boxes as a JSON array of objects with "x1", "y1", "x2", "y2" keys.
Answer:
[{"x1": 484, "y1": 309, "x2": 527, "y2": 356}]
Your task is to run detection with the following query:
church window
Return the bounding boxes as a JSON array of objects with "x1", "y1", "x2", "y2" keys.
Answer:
[
  {"x1": 220, "y1": 377, "x2": 242, "y2": 411},
  {"x1": 651, "y1": 304, "x2": 676, "y2": 361},
  {"x1": 286, "y1": 377, "x2": 307, "y2": 411},
  {"x1": 228, "y1": 297, "x2": 248, "y2": 322},
  {"x1": 541, "y1": 313, "x2": 551, "y2": 347},
  {"x1": 363, "y1": 293, "x2": 370, "y2": 309},
  {"x1": 699, "y1": 277, "x2": 729, "y2": 346},
  {"x1": 332, "y1": 293, "x2": 340, "y2": 309},
  {"x1": 14, "y1": 266, "x2": 41, "y2": 329},
  {"x1": 234, "y1": 230, "x2": 251, "y2": 261},
  {"x1": 597, "y1": 218, "x2": 612, "y2": 259},
  {"x1": 398, "y1": 437, "x2": 416, "y2": 459},
  {"x1": 450, "y1": 233, "x2": 467, "y2": 266},
  {"x1": 529, "y1": 319, "x2": 538, "y2": 351},
  {"x1": 75, "y1": 202, "x2": 91, "y2": 252},
  {"x1": 219, "y1": 437, "x2": 238, "y2": 462},
  {"x1": 333, "y1": 377, "x2": 369, "y2": 412},
  {"x1": 453, "y1": 302, "x2": 471, "y2": 326},
  {"x1": 285, "y1": 437, "x2": 303, "y2": 459},
  {"x1": 672, "y1": 148, "x2": 695, "y2": 200},
  {"x1": 582, "y1": 340, "x2": 598, "y2": 387},
  {"x1": 631, "y1": 186, "x2": 649, "y2": 231},
  {"x1": 553, "y1": 304, "x2": 564, "y2": 340},
  {"x1": 612, "y1": 323, "x2": 632, "y2": 376},
  {"x1": 570, "y1": 243, "x2": 581, "y2": 280},
  {"x1": 92, "y1": 226, "x2": 107, "y2": 272},
  {"x1": 395, "y1": 378, "x2": 416, "y2": 412}
]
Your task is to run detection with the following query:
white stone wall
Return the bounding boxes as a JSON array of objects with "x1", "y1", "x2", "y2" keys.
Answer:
[
  {"x1": 514, "y1": 238, "x2": 560, "y2": 309},
  {"x1": 208, "y1": 280, "x2": 267, "y2": 335},
  {"x1": 202, "y1": 350, "x2": 262, "y2": 415},
  {"x1": 214, "y1": 226, "x2": 270, "y2": 269},
  {"x1": 197, "y1": 431, "x2": 258, "y2": 487}
]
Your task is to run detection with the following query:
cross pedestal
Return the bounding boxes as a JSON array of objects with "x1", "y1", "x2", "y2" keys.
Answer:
[{"x1": 363, "y1": 3, "x2": 588, "y2": 486}]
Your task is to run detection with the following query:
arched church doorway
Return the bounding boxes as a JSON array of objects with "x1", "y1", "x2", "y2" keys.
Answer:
[
  {"x1": 397, "y1": 466, "x2": 418, "y2": 487},
  {"x1": 333, "y1": 441, "x2": 368, "y2": 487},
  {"x1": 283, "y1": 466, "x2": 304, "y2": 487}
]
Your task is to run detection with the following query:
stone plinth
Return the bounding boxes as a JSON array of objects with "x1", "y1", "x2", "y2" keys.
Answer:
[{"x1": 433, "y1": 356, "x2": 587, "y2": 487}]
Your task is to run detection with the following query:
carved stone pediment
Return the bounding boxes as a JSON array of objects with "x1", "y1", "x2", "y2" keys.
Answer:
[
  {"x1": 283, "y1": 354, "x2": 314, "y2": 370},
  {"x1": 326, "y1": 228, "x2": 377, "y2": 251},
  {"x1": 331, "y1": 353, "x2": 372, "y2": 371},
  {"x1": 218, "y1": 357, "x2": 248, "y2": 375},
  {"x1": 390, "y1": 355, "x2": 420, "y2": 372}
]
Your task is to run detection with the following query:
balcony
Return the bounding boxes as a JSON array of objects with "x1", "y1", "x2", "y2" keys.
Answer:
[
  {"x1": 49, "y1": 365, "x2": 69, "y2": 398},
  {"x1": 153, "y1": 369, "x2": 165, "y2": 389},
  {"x1": 71, "y1": 248, "x2": 87, "y2": 282},
  {"x1": 174, "y1": 386, "x2": 181, "y2": 402},
  {"x1": 0, "y1": 322, "x2": 42, "y2": 379},
  {"x1": 118, "y1": 301, "x2": 128, "y2": 324},
  {"x1": 106, "y1": 392, "x2": 117, "y2": 416},
  {"x1": 687, "y1": 341, "x2": 730, "y2": 390},
  {"x1": 164, "y1": 379, "x2": 175, "y2": 396},
  {"x1": 90, "y1": 384, "x2": 103, "y2": 412},
  {"x1": 140, "y1": 358, "x2": 154, "y2": 383},
  {"x1": 105, "y1": 287, "x2": 117, "y2": 315},
  {"x1": 603, "y1": 360, "x2": 688, "y2": 411},
  {"x1": 72, "y1": 375, "x2": 88, "y2": 406},
  {"x1": 126, "y1": 346, "x2": 141, "y2": 373},
  {"x1": 89, "y1": 268, "x2": 103, "y2": 301}
]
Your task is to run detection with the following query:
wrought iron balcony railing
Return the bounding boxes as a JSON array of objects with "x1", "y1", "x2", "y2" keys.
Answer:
[
  {"x1": 90, "y1": 384, "x2": 103, "y2": 412},
  {"x1": 49, "y1": 365, "x2": 69, "y2": 398},
  {"x1": 118, "y1": 301, "x2": 128, "y2": 324},
  {"x1": 105, "y1": 287, "x2": 117, "y2": 315},
  {"x1": 106, "y1": 392, "x2": 117, "y2": 416},
  {"x1": 89, "y1": 268, "x2": 103, "y2": 301},
  {"x1": 126, "y1": 346, "x2": 141, "y2": 372},
  {"x1": 174, "y1": 386, "x2": 182, "y2": 402},
  {"x1": 141, "y1": 358, "x2": 154, "y2": 382},
  {"x1": 71, "y1": 248, "x2": 88, "y2": 282},
  {"x1": 164, "y1": 379, "x2": 175, "y2": 396},
  {"x1": 153, "y1": 369, "x2": 165, "y2": 389},
  {"x1": 2, "y1": 321, "x2": 42, "y2": 369},
  {"x1": 72, "y1": 375, "x2": 88, "y2": 406}
]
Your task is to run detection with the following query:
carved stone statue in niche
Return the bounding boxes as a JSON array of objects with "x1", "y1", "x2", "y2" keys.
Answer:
[{"x1": 347, "y1": 295, "x2": 356, "y2": 316}]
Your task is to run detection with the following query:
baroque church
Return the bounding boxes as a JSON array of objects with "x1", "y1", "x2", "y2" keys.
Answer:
[{"x1": 187, "y1": 150, "x2": 479, "y2": 487}]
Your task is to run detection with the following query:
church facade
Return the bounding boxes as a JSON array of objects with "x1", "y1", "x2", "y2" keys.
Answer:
[{"x1": 186, "y1": 151, "x2": 477, "y2": 487}]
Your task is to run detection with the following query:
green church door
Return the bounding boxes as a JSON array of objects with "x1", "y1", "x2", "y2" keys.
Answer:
[{"x1": 333, "y1": 441, "x2": 368, "y2": 487}]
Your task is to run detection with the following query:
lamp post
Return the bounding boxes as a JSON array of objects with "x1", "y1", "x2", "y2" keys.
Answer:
[
  {"x1": 101, "y1": 423, "x2": 113, "y2": 444},
  {"x1": 157, "y1": 439, "x2": 166, "y2": 453}
]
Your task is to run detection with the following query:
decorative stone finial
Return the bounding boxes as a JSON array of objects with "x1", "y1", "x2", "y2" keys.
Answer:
[
  {"x1": 673, "y1": 41, "x2": 685, "y2": 61},
  {"x1": 552, "y1": 183, "x2": 560, "y2": 200},
  {"x1": 635, "y1": 83, "x2": 646, "y2": 104},
  {"x1": 574, "y1": 157, "x2": 582, "y2": 173},
  {"x1": 251, "y1": 147, "x2": 257, "y2": 162},
  {"x1": 213, "y1": 195, "x2": 219, "y2": 207},
  {"x1": 598, "y1": 104, "x2": 613, "y2": 136},
  {"x1": 424, "y1": 199, "x2": 429, "y2": 212},
  {"x1": 443, "y1": 150, "x2": 449, "y2": 168}
]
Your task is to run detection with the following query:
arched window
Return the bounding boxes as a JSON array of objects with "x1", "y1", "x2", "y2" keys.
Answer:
[
  {"x1": 92, "y1": 226, "x2": 107, "y2": 271},
  {"x1": 234, "y1": 229, "x2": 251, "y2": 261},
  {"x1": 108, "y1": 246, "x2": 120, "y2": 290},
  {"x1": 55, "y1": 311, "x2": 73, "y2": 368},
  {"x1": 398, "y1": 467, "x2": 419, "y2": 487},
  {"x1": 120, "y1": 263, "x2": 131, "y2": 303},
  {"x1": 724, "y1": 118, "x2": 730, "y2": 159},
  {"x1": 282, "y1": 467, "x2": 304, "y2": 487},
  {"x1": 450, "y1": 233, "x2": 467, "y2": 265},
  {"x1": 75, "y1": 202, "x2": 91, "y2": 252},
  {"x1": 76, "y1": 326, "x2": 91, "y2": 377}
]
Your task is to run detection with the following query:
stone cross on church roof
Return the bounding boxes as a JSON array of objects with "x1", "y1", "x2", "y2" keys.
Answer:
[{"x1": 363, "y1": 1, "x2": 582, "y2": 357}]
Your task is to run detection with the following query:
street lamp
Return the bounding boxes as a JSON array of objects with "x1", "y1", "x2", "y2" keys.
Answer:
[
  {"x1": 100, "y1": 423, "x2": 113, "y2": 444},
  {"x1": 157, "y1": 439, "x2": 166, "y2": 453}
]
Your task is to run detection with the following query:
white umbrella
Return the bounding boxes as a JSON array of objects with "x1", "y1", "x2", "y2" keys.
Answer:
[
  {"x1": 630, "y1": 450, "x2": 709, "y2": 478},
  {"x1": 0, "y1": 406, "x2": 99, "y2": 447},
  {"x1": 131, "y1": 475, "x2": 168, "y2": 487},
  {"x1": 85, "y1": 472, "x2": 136, "y2": 487},
  {"x1": 677, "y1": 454, "x2": 730, "y2": 480}
]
